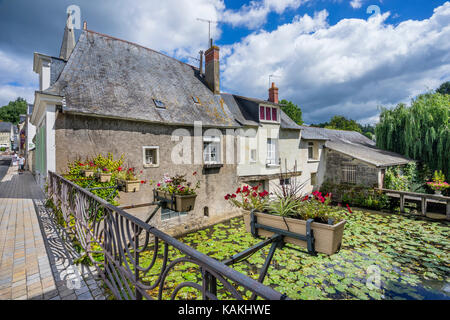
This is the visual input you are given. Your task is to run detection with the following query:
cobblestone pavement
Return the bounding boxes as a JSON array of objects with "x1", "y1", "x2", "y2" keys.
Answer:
[{"x1": 0, "y1": 161, "x2": 107, "y2": 300}]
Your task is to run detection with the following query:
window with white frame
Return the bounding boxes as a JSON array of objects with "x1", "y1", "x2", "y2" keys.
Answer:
[
  {"x1": 342, "y1": 164, "x2": 357, "y2": 184},
  {"x1": 308, "y1": 142, "x2": 317, "y2": 160},
  {"x1": 280, "y1": 178, "x2": 291, "y2": 186},
  {"x1": 203, "y1": 136, "x2": 221, "y2": 164},
  {"x1": 143, "y1": 146, "x2": 159, "y2": 167},
  {"x1": 266, "y1": 138, "x2": 278, "y2": 165},
  {"x1": 259, "y1": 106, "x2": 279, "y2": 122},
  {"x1": 310, "y1": 172, "x2": 317, "y2": 186}
]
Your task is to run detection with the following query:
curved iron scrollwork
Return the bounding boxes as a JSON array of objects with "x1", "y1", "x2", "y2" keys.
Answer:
[{"x1": 47, "y1": 171, "x2": 287, "y2": 300}]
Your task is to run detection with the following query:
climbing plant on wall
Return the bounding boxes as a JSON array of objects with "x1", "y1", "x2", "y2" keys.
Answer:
[{"x1": 375, "y1": 92, "x2": 450, "y2": 178}]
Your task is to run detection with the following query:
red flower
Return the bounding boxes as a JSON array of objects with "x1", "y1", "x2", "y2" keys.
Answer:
[
  {"x1": 224, "y1": 194, "x2": 231, "y2": 200},
  {"x1": 259, "y1": 190, "x2": 269, "y2": 197},
  {"x1": 236, "y1": 187, "x2": 241, "y2": 194},
  {"x1": 242, "y1": 185, "x2": 249, "y2": 193},
  {"x1": 252, "y1": 192, "x2": 258, "y2": 197},
  {"x1": 141, "y1": 180, "x2": 147, "y2": 184},
  {"x1": 346, "y1": 204, "x2": 352, "y2": 214},
  {"x1": 302, "y1": 195, "x2": 309, "y2": 201},
  {"x1": 252, "y1": 185, "x2": 259, "y2": 191},
  {"x1": 193, "y1": 171, "x2": 197, "y2": 176},
  {"x1": 118, "y1": 167, "x2": 123, "y2": 172},
  {"x1": 231, "y1": 194, "x2": 237, "y2": 198}
]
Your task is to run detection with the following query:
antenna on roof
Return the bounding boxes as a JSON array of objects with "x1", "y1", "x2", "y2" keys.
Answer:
[
  {"x1": 196, "y1": 18, "x2": 219, "y2": 47},
  {"x1": 268, "y1": 74, "x2": 281, "y2": 89}
]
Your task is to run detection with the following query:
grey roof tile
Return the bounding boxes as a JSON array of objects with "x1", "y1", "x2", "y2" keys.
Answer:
[
  {"x1": 300, "y1": 126, "x2": 411, "y2": 166},
  {"x1": 44, "y1": 30, "x2": 240, "y2": 128},
  {"x1": 0, "y1": 122, "x2": 13, "y2": 132},
  {"x1": 220, "y1": 93, "x2": 301, "y2": 130}
]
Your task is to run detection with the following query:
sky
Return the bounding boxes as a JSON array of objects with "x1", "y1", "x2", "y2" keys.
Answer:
[{"x1": 0, "y1": 0, "x2": 449, "y2": 124}]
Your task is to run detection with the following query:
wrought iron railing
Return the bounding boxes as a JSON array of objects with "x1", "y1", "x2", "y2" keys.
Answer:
[{"x1": 47, "y1": 171, "x2": 288, "y2": 300}]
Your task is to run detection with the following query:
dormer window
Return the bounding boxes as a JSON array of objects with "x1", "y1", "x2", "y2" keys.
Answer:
[
  {"x1": 153, "y1": 99, "x2": 165, "y2": 109},
  {"x1": 259, "y1": 106, "x2": 279, "y2": 122}
]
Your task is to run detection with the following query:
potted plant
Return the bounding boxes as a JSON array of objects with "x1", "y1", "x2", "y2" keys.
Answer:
[
  {"x1": 116, "y1": 167, "x2": 143, "y2": 192},
  {"x1": 154, "y1": 172, "x2": 200, "y2": 212},
  {"x1": 81, "y1": 161, "x2": 96, "y2": 177},
  {"x1": 95, "y1": 167, "x2": 112, "y2": 183},
  {"x1": 225, "y1": 185, "x2": 347, "y2": 255},
  {"x1": 426, "y1": 170, "x2": 449, "y2": 195}
]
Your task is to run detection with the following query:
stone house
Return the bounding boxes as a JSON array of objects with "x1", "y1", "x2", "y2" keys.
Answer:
[
  {"x1": 297, "y1": 126, "x2": 412, "y2": 191},
  {"x1": 30, "y1": 19, "x2": 273, "y2": 236},
  {"x1": 221, "y1": 83, "x2": 303, "y2": 194}
]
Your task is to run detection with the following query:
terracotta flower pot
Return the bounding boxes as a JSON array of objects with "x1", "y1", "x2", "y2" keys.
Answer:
[
  {"x1": 242, "y1": 210, "x2": 346, "y2": 255},
  {"x1": 118, "y1": 179, "x2": 140, "y2": 193}
]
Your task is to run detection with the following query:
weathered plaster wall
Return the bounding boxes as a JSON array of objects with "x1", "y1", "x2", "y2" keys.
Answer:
[
  {"x1": 54, "y1": 113, "x2": 241, "y2": 236},
  {"x1": 295, "y1": 139, "x2": 327, "y2": 194}
]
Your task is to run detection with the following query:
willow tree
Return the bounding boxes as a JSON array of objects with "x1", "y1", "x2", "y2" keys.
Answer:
[{"x1": 376, "y1": 93, "x2": 450, "y2": 178}]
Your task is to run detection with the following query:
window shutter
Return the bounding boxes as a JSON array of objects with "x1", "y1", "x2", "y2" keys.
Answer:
[
  {"x1": 260, "y1": 106, "x2": 265, "y2": 120},
  {"x1": 266, "y1": 107, "x2": 271, "y2": 121}
]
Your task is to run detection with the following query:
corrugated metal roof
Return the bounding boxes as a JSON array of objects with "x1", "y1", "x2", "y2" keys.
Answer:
[
  {"x1": 43, "y1": 30, "x2": 240, "y2": 128},
  {"x1": 325, "y1": 140, "x2": 412, "y2": 167}
]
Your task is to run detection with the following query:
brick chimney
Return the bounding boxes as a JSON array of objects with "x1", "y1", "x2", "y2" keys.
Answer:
[
  {"x1": 268, "y1": 82, "x2": 279, "y2": 104},
  {"x1": 204, "y1": 45, "x2": 220, "y2": 94}
]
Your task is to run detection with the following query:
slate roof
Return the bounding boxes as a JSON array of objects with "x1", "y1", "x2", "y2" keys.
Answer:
[
  {"x1": 300, "y1": 126, "x2": 412, "y2": 167},
  {"x1": 220, "y1": 93, "x2": 302, "y2": 130},
  {"x1": 0, "y1": 122, "x2": 12, "y2": 133},
  {"x1": 43, "y1": 30, "x2": 239, "y2": 128},
  {"x1": 50, "y1": 57, "x2": 66, "y2": 86}
]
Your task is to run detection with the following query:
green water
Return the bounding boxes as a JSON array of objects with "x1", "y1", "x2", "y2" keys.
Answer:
[{"x1": 141, "y1": 210, "x2": 450, "y2": 300}]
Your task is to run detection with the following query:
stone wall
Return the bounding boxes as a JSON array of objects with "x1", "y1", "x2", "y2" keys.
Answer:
[
  {"x1": 54, "y1": 113, "x2": 241, "y2": 236},
  {"x1": 324, "y1": 148, "x2": 380, "y2": 187}
]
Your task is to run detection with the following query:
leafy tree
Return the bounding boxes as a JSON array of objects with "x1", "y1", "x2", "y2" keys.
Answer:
[
  {"x1": 436, "y1": 81, "x2": 450, "y2": 95},
  {"x1": 376, "y1": 92, "x2": 450, "y2": 178},
  {"x1": 0, "y1": 98, "x2": 28, "y2": 124},
  {"x1": 363, "y1": 131, "x2": 373, "y2": 140},
  {"x1": 279, "y1": 99, "x2": 303, "y2": 125},
  {"x1": 312, "y1": 115, "x2": 362, "y2": 132}
]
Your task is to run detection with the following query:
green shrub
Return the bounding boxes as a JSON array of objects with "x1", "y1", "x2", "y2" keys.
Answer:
[{"x1": 320, "y1": 181, "x2": 390, "y2": 210}]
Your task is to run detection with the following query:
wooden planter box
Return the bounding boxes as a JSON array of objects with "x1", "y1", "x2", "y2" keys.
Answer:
[
  {"x1": 118, "y1": 179, "x2": 140, "y2": 193},
  {"x1": 242, "y1": 210, "x2": 346, "y2": 255},
  {"x1": 155, "y1": 190, "x2": 196, "y2": 212},
  {"x1": 95, "y1": 172, "x2": 112, "y2": 183},
  {"x1": 82, "y1": 170, "x2": 95, "y2": 177}
]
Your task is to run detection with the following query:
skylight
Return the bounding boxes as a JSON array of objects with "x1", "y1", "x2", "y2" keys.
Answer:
[{"x1": 153, "y1": 99, "x2": 165, "y2": 109}]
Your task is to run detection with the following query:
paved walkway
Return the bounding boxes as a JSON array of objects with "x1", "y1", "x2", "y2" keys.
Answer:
[{"x1": 0, "y1": 160, "x2": 106, "y2": 300}]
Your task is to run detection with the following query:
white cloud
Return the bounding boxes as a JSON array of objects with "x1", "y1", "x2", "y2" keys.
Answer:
[
  {"x1": 350, "y1": 0, "x2": 363, "y2": 9},
  {"x1": 221, "y1": 0, "x2": 310, "y2": 29},
  {"x1": 0, "y1": 50, "x2": 36, "y2": 106},
  {"x1": 221, "y1": 2, "x2": 450, "y2": 124}
]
